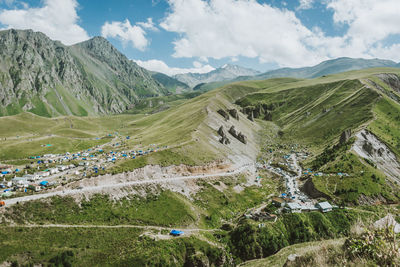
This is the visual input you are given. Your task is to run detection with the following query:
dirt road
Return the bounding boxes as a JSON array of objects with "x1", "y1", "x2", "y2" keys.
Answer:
[{"x1": 4, "y1": 163, "x2": 254, "y2": 206}]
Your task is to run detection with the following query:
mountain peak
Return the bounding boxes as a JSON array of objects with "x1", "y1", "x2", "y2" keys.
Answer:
[{"x1": 174, "y1": 64, "x2": 260, "y2": 87}]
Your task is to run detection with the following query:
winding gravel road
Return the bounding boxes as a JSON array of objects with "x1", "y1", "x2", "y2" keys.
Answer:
[{"x1": 4, "y1": 163, "x2": 254, "y2": 206}]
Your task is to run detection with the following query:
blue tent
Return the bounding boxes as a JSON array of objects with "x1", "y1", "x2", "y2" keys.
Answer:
[
  {"x1": 39, "y1": 181, "x2": 49, "y2": 186},
  {"x1": 170, "y1": 230, "x2": 184, "y2": 236}
]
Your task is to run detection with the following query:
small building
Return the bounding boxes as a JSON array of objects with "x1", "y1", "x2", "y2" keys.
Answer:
[
  {"x1": 285, "y1": 202, "x2": 302, "y2": 213},
  {"x1": 49, "y1": 168, "x2": 59, "y2": 174},
  {"x1": 11, "y1": 177, "x2": 29, "y2": 186},
  {"x1": 272, "y1": 197, "x2": 285, "y2": 207},
  {"x1": 28, "y1": 184, "x2": 41, "y2": 192},
  {"x1": 23, "y1": 174, "x2": 39, "y2": 181},
  {"x1": 316, "y1": 201, "x2": 333, "y2": 213}
]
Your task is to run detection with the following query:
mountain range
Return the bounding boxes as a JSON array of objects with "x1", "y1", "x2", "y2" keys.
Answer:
[
  {"x1": 250, "y1": 57, "x2": 398, "y2": 80},
  {"x1": 174, "y1": 64, "x2": 260, "y2": 88},
  {"x1": 0, "y1": 29, "x2": 170, "y2": 117},
  {"x1": 191, "y1": 57, "x2": 400, "y2": 91},
  {"x1": 1, "y1": 29, "x2": 400, "y2": 118}
]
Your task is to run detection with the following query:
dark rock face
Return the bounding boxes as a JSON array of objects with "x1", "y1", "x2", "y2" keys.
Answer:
[
  {"x1": 217, "y1": 126, "x2": 230, "y2": 144},
  {"x1": 218, "y1": 126, "x2": 225, "y2": 137},
  {"x1": 247, "y1": 112, "x2": 254, "y2": 121},
  {"x1": 240, "y1": 103, "x2": 273, "y2": 122},
  {"x1": 220, "y1": 135, "x2": 230, "y2": 145},
  {"x1": 228, "y1": 126, "x2": 237, "y2": 137},
  {"x1": 339, "y1": 129, "x2": 352, "y2": 144},
  {"x1": 237, "y1": 132, "x2": 247, "y2": 144},
  {"x1": 228, "y1": 109, "x2": 239, "y2": 120},
  {"x1": 228, "y1": 126, "x2": 247, "y2": 144},
  {"x1": 263, "y1": 111, "x2": 272, "y2": 121},
  {"x1": 217, "y1": 109, "x2": 230, "y2": 121}
]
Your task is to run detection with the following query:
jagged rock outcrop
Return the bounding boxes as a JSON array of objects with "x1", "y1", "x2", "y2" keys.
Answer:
[
  {"x1": 237, "y1": 132, "x2": 247, "y2": 144},
  {"x1": 217, "y1": 126, "x2": 230, "y2": 144},
  {"x1": 229, "y1": 109, "x2": 239, "y2": 120},
  {"x1": 0, "y1": 29, "x2": 167, "y2": 116},
  {"x1": 217, "y1": 126, "x2": 225, "y2": 137},
  {"x1": 228, "y1": 126, "x2": 237, "y2": 137},
  {"x1": 228, "y1": 126, "x2": 247, "y2": 144},
  {"x1": 263, "y1": 111, "x2": 272, "y2": 121},
  {"x1": 219, "y1": 135, "x2": 230, "y2": 145},
  {"x1": 339, "y1": 129, "x2": 352, "y2": 144},
  {"x1": 247, "y1": 112, "x2": 254, "y2": 121},
  {"x1": 239, "y1": 103, "x2": 274, "y2": 121},
  {"x1": 217, "y1": 109, "x2": 229, "y2": 121}
]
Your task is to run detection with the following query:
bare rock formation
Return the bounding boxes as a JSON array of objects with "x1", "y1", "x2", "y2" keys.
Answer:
[
  {"x1": 228, "y1": 126, "x2": 247, "y2": 144},
  {"x1": 339, "y1": 129, "x2": 352, "y2": 144},
  {"x1": 217, "y1": 109, "x2": 229, "y2": 121},
  {"x1": 228, "y1": 109, "x2": 239, "y2": 120}
]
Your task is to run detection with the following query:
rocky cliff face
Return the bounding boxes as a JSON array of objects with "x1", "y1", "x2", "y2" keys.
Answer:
[{"x1": 0, "y1": 29, "x2": 167, "y2": 117}]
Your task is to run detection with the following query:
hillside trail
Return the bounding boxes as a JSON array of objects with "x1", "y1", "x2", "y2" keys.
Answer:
[
  {"x1": 3, "y1": 163, "x2": 255, "y2": 206},
  {"x1": 1, "y1": 223, "x2": 216, "y2": 232}
]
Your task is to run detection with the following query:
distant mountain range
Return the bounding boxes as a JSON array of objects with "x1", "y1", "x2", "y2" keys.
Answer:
[
  {"x1": 192, "y1": 57, "x2": 400, "y2": 91},
  {"x1": 252, "y1": 57, "x2": 398, "y2": 80},
  {"x1": 0, "y1": 29, "x2": 170, "y2": 117},
  {"x1": 174, "y1": 64, "x2": 260, "y2": 88}
]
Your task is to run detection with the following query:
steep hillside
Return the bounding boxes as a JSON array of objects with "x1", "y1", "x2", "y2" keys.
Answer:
[
  {"x1": 150, "y1": 71, "x2": 190, "y2": 93},
  {"x1": 0, "y1": 29, "x2": 166, "y2": 117},
  {"x1": 235, "y1": 68, "x2": 400, "y2": 204},
  {"x1": 175, "y1": 64, "x2": 260, "y2": 88}
]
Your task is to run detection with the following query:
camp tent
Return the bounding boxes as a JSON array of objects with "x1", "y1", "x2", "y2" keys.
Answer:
[{"x1": 170, "y1": 230, "x2": 184, "y2": 236}]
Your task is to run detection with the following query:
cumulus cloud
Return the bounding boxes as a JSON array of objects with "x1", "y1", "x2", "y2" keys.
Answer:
[
  {"x1": 101, "y1": 19, "x2": 155, "y2": 51},
  {"x1": 160, "y1": 0, "x2": 400, "y2": 67},
  {"x1": 0, "y1": 0, "x2": 89, "y2": 45},
  {"x1": 135, "y1": 59, "x2": 215, "y2": 76},
  {"x1": 160, "y1": 0, "x2": 323, "y2": 67}
]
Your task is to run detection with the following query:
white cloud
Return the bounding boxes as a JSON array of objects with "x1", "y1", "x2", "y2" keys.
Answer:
[
  {"x1": 137, "y1": 18, "x2": 158, "y2": 31},
  {"x1": 0, "y1": 0, "x2": 89, "y2": 45},
  {"x1": 135, "y1": 59, "x2": 215, "y2": 76},
  {"x1": 101, "y1": 19, "x2": 151, "y2": 51},
  {"x1": 160, "y1": 0, "x2": 322, "y2": 67},
  {"x1": 328, "y1": 0, "x2": 400, "y2": 45},
  {"x1": 160, "y1": 0, "x2": 400, "y2": 67},
  {"x1": 297, "y1": 0, "x2": 315, "y2": 10}
]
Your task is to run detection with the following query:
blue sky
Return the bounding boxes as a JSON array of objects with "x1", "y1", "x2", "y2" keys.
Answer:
[{"x1": 0, "y1": 0, "x2": 400, "y2": 75}]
